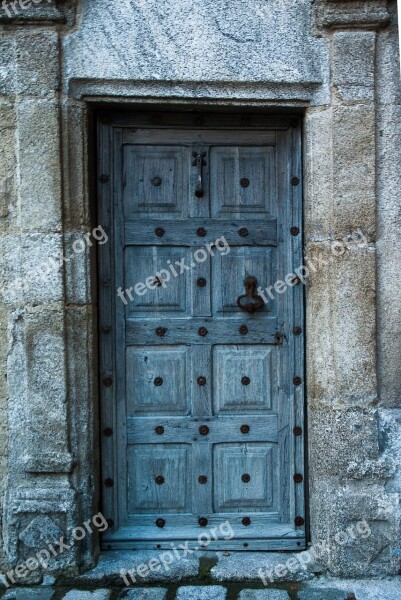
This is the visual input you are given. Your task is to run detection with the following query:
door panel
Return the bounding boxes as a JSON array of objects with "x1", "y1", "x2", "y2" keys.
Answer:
[{"x1": 98, "y1": 112, "x2": 305, "y2": 551}]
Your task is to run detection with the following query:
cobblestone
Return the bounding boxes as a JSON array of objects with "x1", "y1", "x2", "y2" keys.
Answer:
[
  {"x1": 122, "y1": 589, "x2": 168, "y2": 599},
  {"x1": 238, "y1": 591, "x2": 290, "y2": 599},
  {"x1": 175, "y1": 585, "x2": 227, "y2": 600}
]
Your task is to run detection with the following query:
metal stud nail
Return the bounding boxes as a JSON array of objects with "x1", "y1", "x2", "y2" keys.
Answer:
[
  {"x1": 155, "y1": 227, "x2": 165, "y2": 237},
  {"x1": 197, "y1": 277, "x2": 207, "y2": 287},
  {"x1": 240, "y1": 424, "x2": 250, "y2": 434},
  {"x1": 154, "y1": 377, "x2": 163, "y2": 386},
  {"x1": 241, "y1": 376, "x2": 250, "y2": 385},
  {"x1": 199, "y1": 425, "x2": 209, "y2": 436},
  {"x1": 197, "y1": 227, "x2": 207, "y2": 237},
  {"x1": 239, "y1": 227, "x2": 249, "y2": 237},
  {"x1": 293, "y1": 474, "x2": 303, "y2": 483},
  {"x1": 198, "y1": 327, "x2": 208, "y2": 337},
  {"x1": 103, "y1": 378, "x2": 113, "y2": 387},
  {"x1": 198, "y1": 517, "x2": 208, "y2": 527},
  {"x1": 102, "y1": 325, "x2": 112, "y2": 334},
  {"x1": 293, "y1": 376, "x2": 302, "y2": 386},
  {"x1": 197, "y1": 376, "x2": 207, "y2": 386},
  {"x1": 291, "y1": 176, "x2": 300, "y2": 186},
  {"x1": 240, "y1": 178, "x2": 250, "y2": 188},
  {"x1": 295, "y1": 516, "x2": 305, "y2": 527},
  {"x1": 103, "y1": 427, "x2": 113, "y2": 437},
  {"x1": 156, "y1": 518, "x2": 166, "y2": 528},
  {"x1": 155, "y1": 327, "x2": 167, "y2": 337},
  {"x1": 155, "y1": 426, "x2": 164, "y2": 435},
  {"x1": 293, "y1": 326, "x2": 302, "y2": 336},
  {"x1": 242, "y1": 474, "x2": 251, "y2": 483},
  {"x1": 242, "y1": 517, "x2": 251, "y2": 526},
  {"x1": 292, "y1": 277, "x2": 301, "y2": 285},
  {"x1": 155, "y1": 475, "x2": 165, "y2": 485},
  {"x1": 105, "y1": 478, "x2": 114, "y2": 488},
  {"x1": 293, "y1": 426, "x2": 303, "y2": 436},
  {"x1": 239, "y1": 325, "x2": 248, "y2": 335},
  {"x1": 151, "y1": 177, "x2": 162, "y2": 186},
  {"x1": 290, "y1": 226, "x2": 300, "y2": 236},
  {"x1": 198, "y1": 475, "x2": 208, "y2": 484}
]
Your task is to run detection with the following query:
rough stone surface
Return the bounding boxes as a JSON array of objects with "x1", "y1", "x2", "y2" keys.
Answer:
[
  {"x1": 62, "y1": 592, "x2": 112, "y2": 600},
  {"x1": 122, "y1": 589, "x2": 168, "y2": 600},
  {"x1": 297, "y1": 591, "x2": 348, "y2": 600},
  {"x1": 72, "y1": 551, "x2": 199, "y2": 586},
  {"x1": 238, "y1": 590, "x2": 290, "y2": 599},
  {"x1": 2, "y1": 589, "x2": 55, "y2": 600},
  {"x1": 175, "y1": 586, "x2": 227, "y2": 600},
  {"x1": 211, "y1": 553, "x2": 313, "y2": 583}
]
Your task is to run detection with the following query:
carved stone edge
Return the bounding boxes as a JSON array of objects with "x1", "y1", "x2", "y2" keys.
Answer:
[
  {"x1": 314, "y1": 0, "x2": 390, "y2": 31},
  {"x1": 0, "y1": 0, "x2": 77, "y2": 25}
]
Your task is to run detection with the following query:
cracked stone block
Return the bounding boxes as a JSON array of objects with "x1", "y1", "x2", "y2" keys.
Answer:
[
  {"x1": 122, "y1": 588, "x2": 168, "y2": 599},
  {"x1": 3, "y1": 589, "x2": 55, "y2": 600},
  {"x1": 175, "y1": 586, "x2": 227, "y2": 600},
  {"x1": 239, "y1": 590, "x2": 290, "y2": 599},
  {"x1": 62, "y1": 591, "x2": 112, "y2": 600}
]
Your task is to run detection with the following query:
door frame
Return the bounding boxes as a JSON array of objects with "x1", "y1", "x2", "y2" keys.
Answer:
[{"x1": 96, "y1": 108, "x2": 307, "y2": 551}]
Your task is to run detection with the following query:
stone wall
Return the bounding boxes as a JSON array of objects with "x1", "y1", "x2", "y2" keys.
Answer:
[{"x1": 0, "y1": 0, "x2": 400, "y2": 582}]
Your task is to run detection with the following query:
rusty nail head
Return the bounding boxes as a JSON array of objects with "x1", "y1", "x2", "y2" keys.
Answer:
[
  {"x1": 293, "y1": 326, "x2": 302, "y2": 335},
  {"x1": 103, "y1": 279, "x2": 111, "y2": 287},
  {"x1": 198, "y1": 327, "x2": 208, "y2": 337},
  {"x1": 198, "y1": 517, "x2": 208, "y2": 527},
  {"x1": 240, "y1": 178, "x2": 250, "y2": 188},
  {"x1": 239, "y1": 227, "x2": 249, "y2": 237},
  {"x1": 199, "y1": 425, "x2": 209, "y2": 436},
  {"x1": 102, "y1": 325, "x2": 112, "y2": 334},
  {"x1": 103, "y1": 427, "x2": 113, "y2": 437},
  {"x1": 154, "y1": 377, "x2": 163, "y2": 386},
  {"x1": 103, "y1": 378, "x2": 113, "y2": 387},
  {"x1": 295, "y1": 516, "x2": 305, "y2": 527},
  {"x1": 198, "y1": 475, "x2": 208, "y2": 484},
  {"x1": 242, "y1": 474, "x2": 251, "y2": 483},
  {"x1": 240, "y1": 424, "x2": 250, "y2": 434},
  {"x1": 294, "y1": 426, "x2": 303, "y2": 436},
  {"x1": 292, "y1": 277, "x2": 301, "y2": 286},
  {"x1": 155, "y1": 425, "x2": 164, "y2": 435},
  {"x1": 152, "y1": 177, "x2": 162, "y2": 186},
  {"x1": 239, "y1": 325, "x2": 248, "y2": 335},
  {"x1": 197, "y1": 277, "x2": 207, "y2": 287},
  {"x1": 156, "y1": 327, "x2": 167, "y2": 337},
  {"x1": 197, "y1": 376, "x2": 207, "y2": 386},
  {"x1": 241, "y1": 376, "x2": 250, "y2": 385},
  {"x1": 197, "y1": 227, "x2": 207, "y2": 237},
  {"x1": 291, "y1": 176, "x2": 300, "y2": 186},
  {"x1": 105, "y1": 478, "x2": 114, "y2": 488},
  {"x1": 155, "y1": 227, "x2": 165, "y2": 237},
  {"x1": 290, "y1": 226, "x2": 300, "y2": 236},
  {"x1": 242, "y1": 517, "x2": 251, "y2": 526},
  {"x1": 294, "y1": 473, "x2": 303, "y2": 483},
  {"x1": 156, "y1": 518, "x2": 166, "y2": 528},
  {"x1": 293, "y1": 376, "x2": 302, "y2": 386},
  {"x1": 155, "y1": 475, "x2": 165, "y2": 485}
]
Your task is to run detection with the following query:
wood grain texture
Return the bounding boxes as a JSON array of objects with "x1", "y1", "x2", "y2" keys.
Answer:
[{"x1": 98, "y1": 113, "x2": 305, "y2": 550}]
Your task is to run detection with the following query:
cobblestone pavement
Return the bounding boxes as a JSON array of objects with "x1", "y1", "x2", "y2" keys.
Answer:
[{"x1": 1, "y1": 582, "x2": 401, "y2": 600}]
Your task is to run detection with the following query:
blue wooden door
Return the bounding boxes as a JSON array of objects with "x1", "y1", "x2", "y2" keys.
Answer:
[{"x1": 98, "y1": 112, "x2": 305, "y2": 550}]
